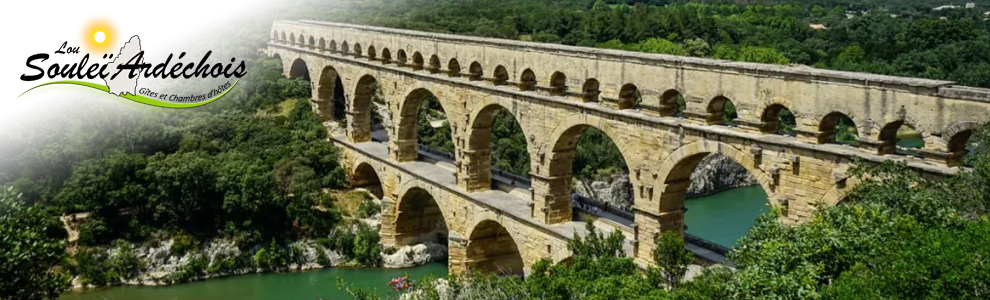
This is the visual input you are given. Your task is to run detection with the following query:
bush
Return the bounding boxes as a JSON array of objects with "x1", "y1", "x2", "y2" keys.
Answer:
[
  {"x1": 355, "y1": 198, "x2": 380, "y2": 219},
  {"x1": 352, "y1": 224, "x2": 382, "y2": 266},
  {"x1": 170, "y1": 233, "x2": 197, "y2": 256},
  {"x1": 648, "y1": 231, "x2": 694, "y2": 289}
]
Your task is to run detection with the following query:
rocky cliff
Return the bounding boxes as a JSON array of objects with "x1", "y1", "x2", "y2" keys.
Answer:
[{"x1": 574, "y1": 153, "x2": 756, "y2": 210}]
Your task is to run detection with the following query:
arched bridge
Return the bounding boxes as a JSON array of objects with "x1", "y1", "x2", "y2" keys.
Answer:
[{"x1": 267, "y1": 20, "x2": 990, "y2": 274}]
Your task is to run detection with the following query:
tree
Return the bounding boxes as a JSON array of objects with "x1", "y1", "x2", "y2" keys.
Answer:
[
  {"x1": 648, "y1": 231, "x2": 694, "y2": 289},
  {"x1": 0, "y1": 186, "x2": 70, "y2": 300}
]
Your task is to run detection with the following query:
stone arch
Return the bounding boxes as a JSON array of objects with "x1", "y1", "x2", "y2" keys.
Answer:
[
  {"x1": 315, "y1": 65, "x2": 345, "y2": 121},
  {"x1": 540, "y1": 115, "x2": 639, "y2": 223},
  {"x1": 463, "y1": 102, "x2": 535, "y2": 192},
  {"x1": 288, "y1": 58, "x2": 309, "y2": 80},
  {"x1": 428, "y1": 55, "x2": 441, "y2": 73},
  {"x1": 447, "y1": 58, "x2": 461, "y2": 77},
  {"x1": 308, "y1": 36, "x2": 316, "y2": 48},
  {"x1": 329, "y1": 40, "x2": 337, "y2": 52},
  {"x1": 289, "y1": 32, "x2": 296, "y2": 44},
  {"x1": 380, "y1": 48, "x2": 392, "y2": 64},
  {"x1": 943, "y1": 121, "x2": 982, "y2": 149},
  {"x1": 353, "y1": 43, "x2": 363, "y2": 57},
  {"x1": 397, "y1": 49, "x2": 408, "y2": 66},
  {"x1": 706, "y1": 96, "x2": 737, "y2": 125},
  {"x1": 271, "y1": 31, "x2": 279, "y2": 41},
  {"x1": 392, "y1": 184, "x2": 450, "y2": 246},
  {"x1": 280, "y1": 31, "x2": 286, "y2": 42},
  {"x1": 760, "y1": 104, "x2": 796, "y2": 135},
  {"x1": 582, "y1": 78, "x2": 601, "y2": 102},
  {"x1": 465, "y1": 215, "x2": 525, "y2": 275},
  {"x1": 519, "y1": 68, "x2": 537, "y2": 91},
  {"x1": 351, "y1": 162, "x2": 385, "y2": 200},
  {"x1": 394, "y1": 87, "x2": 457, "y2": 162},
  {"x1": 878, "y1": 119, "x2": 924, "y2": 155},
  {"x1": 411, "y1": 52, "x2": 424, "y2": 70},
  {"x1": 659, "y1": 89, "x2": 685, "y2": 117},
  {"x1": 341, "y1": 41, "x2": 349, "y2": 54},
  {"x1": 493, "y1": 65, "x2": 509, "y2": 86},
  {"x1": 318, "y1": 38, "x2": 326, "y2": 51},
  {"x1": 818, "y1": 112, "x2": 860, "y2": 145},
  {"x1": 349, "y1": 74, "x2": 383, "y2": 143},
  {"x1": 468, "y1": 61, "x2": 483, "y2": 81},
  {"x1": 618, "y1": 84, "x2": 640, "y2": 110},
  {"x1": 651, "y1": 140, "x2": 775, "y2": 236},
  {"x1": 298, "y1": 33, "x2": 306, "y2": 45},
  {"x1": 367, "y1": 45, "x2": 377, "y2": 60},
  {"x1": 549, "y1": 72, "x2": 567, "y2": 96}
]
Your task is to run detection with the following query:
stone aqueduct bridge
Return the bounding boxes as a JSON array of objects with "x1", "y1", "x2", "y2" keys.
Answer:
[{"x1": 267, "y1": 20, "x2": 990, "y2": 274}]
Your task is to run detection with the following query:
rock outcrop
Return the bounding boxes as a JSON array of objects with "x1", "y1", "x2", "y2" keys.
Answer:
[
  {"x1": 382, "y1": 242, "x2": 448, "y2": 268},
  {"x1": 574, "y1": 153, "x2": 756, "y2": 210}
]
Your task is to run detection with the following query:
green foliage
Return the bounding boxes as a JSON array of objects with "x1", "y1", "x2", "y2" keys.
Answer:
[
  {"x1": 352, "y1": 223, "x2": 383, "y2": 266},
  {"x1": 647, "y1": 231, "x2": 694, "y2": 289},
  {"x1": 489, "y1": 110, "x2": 529, "y2": 177},
  {"x1": 416, "y1": 94, "x2": 455, "y2": 154},
  {"x1": 0, "y1": 186, "x2": 69, "y2": 300},
  {"x1": 355, "y1": 197, "x2": 381, "y2": 219},
  {"x1": 574, "y1": 128, "x2": 627, "y2": 180},
  {"x1": 75, "y1": 241, "x2": 144, "y2": 287}
]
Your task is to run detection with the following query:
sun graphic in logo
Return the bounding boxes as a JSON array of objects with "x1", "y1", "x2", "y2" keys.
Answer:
[{"x1": 83, "y1": 19, "x2": 116, "y2": 55}]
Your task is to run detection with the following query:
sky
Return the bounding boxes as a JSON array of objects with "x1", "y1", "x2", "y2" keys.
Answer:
[{"x1": 0, "y1": 0, "x2": 280, "y2": 122}]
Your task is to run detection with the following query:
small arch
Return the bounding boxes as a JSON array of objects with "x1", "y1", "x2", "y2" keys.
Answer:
[
  {"x1": 367, "y1": 45, "x2": 377, "y2": 61},
  {"x1": 411, "y1": 52, "x2": 424, "y2": 70},
  {"x1": 879, "y1": 121, "x2": 924, "y2": 156},
  {"x1": 549, "y1": 72, "x2": 567, "y2": 96},
  {"x1": 618, "y1": 84, "x2": 640, "y2": 110},
  {"x1": 280, "y1": 32, "x2": 286, "y2": 42},
  {"x1": 427, "y1": 55, "x2": 441, "y2": 73},
  {"x1": 397, "y1": 49, "x2": 408, "y2": 66},
  {"x1": 760, "y1": 104, "x2": 796, "y2": 136},
  {"x1": 318, "y1": 38, "x2": 326, "y2": 51},
  {"x1": 353, "y1": 43, "x2": 363, "y2": 57},
  {"x1": 468, "y1": 62, "x2": 483, "y2": 81},
  {"x1": 298, "y1": 34, "x2": 305, "y2": 45},
  {"x1": 329, "y1": 40, "x2": 337, "y2": 52},
  {"x1": 341, "y1": 41, "x2": 350, "y2": 54},
  {"x1": 818, "y1": 112, "x2": 859, "y2": 145},
  {"x1": 308, "y1": 36, "x2": 316, "y2": 48},
  {"x1": 289, "y1": 33, "x2": 296, "y2": 44},
  {"x1": 706, "y1": 96, "x2": 738, "y2": 125},
  {"x1": 493, "y1": 65, "x2": 509, "y2": 86},
  {"x1": 519, "y1": 68, "x2": 536, "y2": 91},
  {"x1": 288, "y1": 58, "x2": 309, "y2": 80},
  {"x1": 582, "y1": 79, "x2": 601, "y2": 102},
  {"x1": 466, "y1": 220, "x2": 524, "y2": 275},
  {"x1": 947, "y1": 129, "x2": 975, "y2": 167},
  {"x1": 271, "y1": 31, "x2": 278, "y2": 41},
  {"x1": 380, "y1": 48, "x2": 392, "y2": 64},
  {"x1": 659, "y1": 90, "x2": 686, "y2": 117},
  {"x1": 447, "y1": 58, "x2": 461, "y2": 77}
]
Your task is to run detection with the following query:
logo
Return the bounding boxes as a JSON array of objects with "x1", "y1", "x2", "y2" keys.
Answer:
[{"x1": 18, "y1": 19, "x2": 246, "y2": 108}]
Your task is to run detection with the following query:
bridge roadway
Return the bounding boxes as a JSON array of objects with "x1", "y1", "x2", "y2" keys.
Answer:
[{"x1": 269, "y1": 20, "x2": 990, "y2": 274}]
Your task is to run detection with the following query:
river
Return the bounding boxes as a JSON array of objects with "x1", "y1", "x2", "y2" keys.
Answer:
[
  {"x1": 61, "y1": 186, "x2": 769, "y2": 299},
  {"x1": 684, "y1": 185, "x2": 771, "y2": 248},
  {"x1": 59, "y1": 263, "x2": 448, "y2": 300}
]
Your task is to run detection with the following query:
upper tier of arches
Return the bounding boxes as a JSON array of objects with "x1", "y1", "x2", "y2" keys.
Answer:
[{"x1": 270, "y1": 30, "x2": 982, "y2": 167}]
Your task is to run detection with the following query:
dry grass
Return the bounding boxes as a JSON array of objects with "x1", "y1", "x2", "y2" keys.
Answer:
[{"x1": 331, "y1": 189, "x2": 372, "y2": 217}]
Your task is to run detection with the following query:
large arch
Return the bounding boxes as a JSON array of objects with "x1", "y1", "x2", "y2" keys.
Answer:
[
  {"x1": 463, "y1": 102, "x2": 533, "y2": 192},
  {"x1": 393, "y1": 186, "x2": 449, "y2": 246},
  {"x1": 651, "y1": 141, "x2": 775, "y2": 235},
  {"x1": 540, "y1": 116, "x2": 638, "y2": 224},
  {"x1": 394, "y1": 88, "x2": 457, "y2": 162},
  {"x1": 465, "y1": 219, "x2": 525, "y2": 276},
  {"x1": 315, "y1": 66, "x2": 345, "y2": 121},
  {"x1": 349, "y1": 74, "x2": 383, "y2": 143},
  {"x1": 288, "y1": 58, "x2": 309, "y2": 80},
  {"x1": 351, "y1": 162, "x2": 384, "y2": 200}
]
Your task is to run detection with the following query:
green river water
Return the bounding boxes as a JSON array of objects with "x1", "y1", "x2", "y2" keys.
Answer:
[{"x1": 60, "y1": 186, "x2": 769, "y2": 300}]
